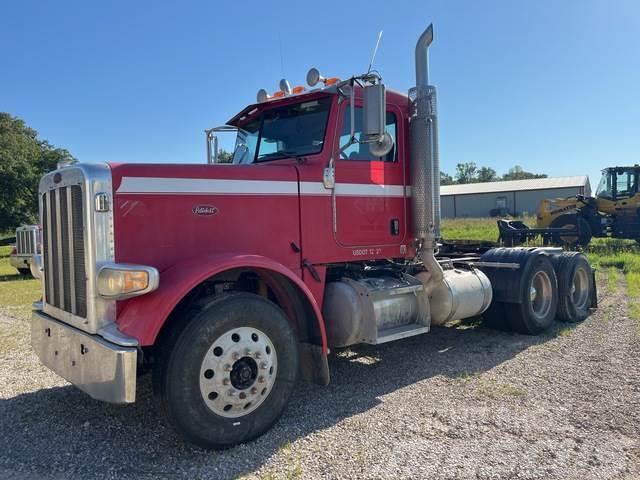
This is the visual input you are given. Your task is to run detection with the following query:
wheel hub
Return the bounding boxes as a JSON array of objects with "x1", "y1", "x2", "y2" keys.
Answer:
[
  {"x1": 199, "y1": 326, "x2": 277, "y2": 418},
  {"x1": 230, "y1": 357, "x2": 258, "y2": 390},
  {"x1": 530, "y1": 270, "x2": 552, "y2": 320},
  {"x1": 571, "y1": 267, "x2": 590, "y2": 310}
]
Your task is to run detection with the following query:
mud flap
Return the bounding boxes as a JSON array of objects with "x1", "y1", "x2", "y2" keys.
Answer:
[
  {"x1": 591, "y1": 268, "x2": 598, "y2": 309},
  {"x1": 298, "y1": 342, "x2": 330, "y2": 386}
]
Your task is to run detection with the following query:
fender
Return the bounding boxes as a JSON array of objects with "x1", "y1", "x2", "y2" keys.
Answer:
[{"x1": 116, "y1": 253, "x2": 327, "y2": 353}]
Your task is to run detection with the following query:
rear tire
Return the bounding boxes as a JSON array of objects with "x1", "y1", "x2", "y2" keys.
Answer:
[
  {"x1": 554, "y1": 252, "x2": 593, "y2": 323},
  {"x1": 506, "y1": 255, "x2": 558, "y2": 335},
  {"x1": 157, "y1": 292, "x2": 298, "y2": 449},
  {"x1": 550, "y1": 214, "x2": 592, "y2": 247}
]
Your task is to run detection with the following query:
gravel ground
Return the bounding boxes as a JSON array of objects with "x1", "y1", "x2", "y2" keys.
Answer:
[{"x1": 1, "y1": 273, "x2": 639, "y2": 480}]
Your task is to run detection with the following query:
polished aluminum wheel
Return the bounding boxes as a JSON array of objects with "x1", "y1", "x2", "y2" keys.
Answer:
[
  {"x1": 529, "y1": 270, "x2": 553, "y2": 320},
  {"x1": 571, "y1": 266, "x2": 590, "y2": 311},
  {"x1": 199, "y1": 327, "x2": 277, "y2": 418}
]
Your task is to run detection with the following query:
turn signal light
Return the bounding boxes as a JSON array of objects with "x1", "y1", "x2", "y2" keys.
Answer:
[{"x1": 97, "y1": 264, "x2": 159, "y2": 299}]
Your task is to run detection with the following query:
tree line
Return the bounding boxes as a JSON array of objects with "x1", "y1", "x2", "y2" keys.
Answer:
[
  {"x1": 0, "y1": 113, "x2": 76, "y2": 232},
  {"x1": 440, "y1": 162, "x2": 547, "y2": 186}
]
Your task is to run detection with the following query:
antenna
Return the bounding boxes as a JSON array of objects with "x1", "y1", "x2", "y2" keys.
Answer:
[
  {"x1": 278, "y1": 32, "x2": 285, "y2": 78},
  {"x1": 367, "y1": 30, "x2": 384, "y2": 74}
]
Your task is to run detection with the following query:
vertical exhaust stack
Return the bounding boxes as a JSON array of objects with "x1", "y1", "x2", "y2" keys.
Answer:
[{"x1": 410, "y1": 23, "x2": 443, "y2": 287}]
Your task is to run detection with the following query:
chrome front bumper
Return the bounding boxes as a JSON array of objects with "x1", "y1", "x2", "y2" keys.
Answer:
[
  {"x1": 9, "y1": 254, "x2": 30, "y2": 269},
  {"x1": 31, "y1": 310, "x2": 137, "y2": 403}
]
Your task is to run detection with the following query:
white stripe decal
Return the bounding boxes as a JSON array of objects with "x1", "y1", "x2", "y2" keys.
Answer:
[
  {"x1": 117, "y1": 177, "x2": 298, "y2": 195},
  {"x1": 117, "y1": 177, "x2": 411, "y2": 197}
]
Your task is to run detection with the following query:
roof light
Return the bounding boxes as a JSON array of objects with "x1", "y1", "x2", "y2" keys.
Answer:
[
  {"x1": 292, "y1": 85, "x2": 306, "y2": 94},
  {"x1": 257, "y1": 89, "x2": 271, "y2": 103},
  {"x1": 272, "y1": 90, "x2": 286, "y2": 98},
  {"x1": 279, "y1": 79, "x2": 292, "y2": 95},
  {"x1": 306, "y1": 68, "x2": 340, "y2": 87},
  {"x1": 307, "y1": 68, "x2": 324, "y2": 87}
]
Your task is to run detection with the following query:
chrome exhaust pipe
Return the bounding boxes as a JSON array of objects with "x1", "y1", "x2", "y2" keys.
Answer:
[
  {"x1": 415, "y1": 24, "x2": 433, "y2": 88},
  {"x1": 410, "y1": 23, "x2": 443, "y2": 287}
]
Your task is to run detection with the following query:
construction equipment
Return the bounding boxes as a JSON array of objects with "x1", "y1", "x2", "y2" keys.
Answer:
[
  {"x1": 499, "y1": 166, "x2": 640, "y2": 247},
  {"x1": 30, "y1": 23, "x2": 597, "y2": 449}
]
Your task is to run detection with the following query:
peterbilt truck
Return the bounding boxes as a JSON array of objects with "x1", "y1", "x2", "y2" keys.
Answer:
[
  {"x1": 30, "y1": 24, "x2": 595, "y2": 449},
  {"x1": 9, "y1": 225, "x2": 40, "y2": 276}
]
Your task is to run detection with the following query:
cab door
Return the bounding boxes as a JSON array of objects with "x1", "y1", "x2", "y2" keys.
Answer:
[
  {"x1": 332, "y1": 101, "x2": 407, "y2": 247},
  {"x1": 612, "y1": 169, "x2": 640, "y2": 212}
]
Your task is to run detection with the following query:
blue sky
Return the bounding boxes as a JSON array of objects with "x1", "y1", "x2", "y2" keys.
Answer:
[{"x1": 2, "y1": 0, "x2": 639, "y2": 187}]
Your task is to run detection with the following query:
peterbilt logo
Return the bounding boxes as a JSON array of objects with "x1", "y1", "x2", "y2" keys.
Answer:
[{"x1": 192, "y1": 205, "x2": 218, "y2": 216}]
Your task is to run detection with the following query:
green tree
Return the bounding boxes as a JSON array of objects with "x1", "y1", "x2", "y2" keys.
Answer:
[
  {"x1": 477, "y1": 166, "x2": 498, "y2": 183},
  {"x1": 0, "y1": 113, "x2": 76, "y2": 231},
  {"x1": 440, "y1": 171, "x2": 454, "y2": 186},
  {"x1": 217, "y1": 148, "x2": 233, "y2": 163},
  {"x1": 502, "y1": 165, "x2": 547, "y2": 181},
  {"x1": 454, "y1": 162, "x2": 478, "y2": 184}
]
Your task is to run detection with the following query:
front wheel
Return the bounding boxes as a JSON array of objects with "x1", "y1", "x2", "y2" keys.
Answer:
[
  {"x1": 550, "y1": 214, "x2": 592, "y2": 247},
  {"x1": 158, "y1": 293, "x2": 298, "y2": 449}
]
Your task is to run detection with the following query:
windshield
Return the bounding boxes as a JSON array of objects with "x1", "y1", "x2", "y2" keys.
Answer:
[
  {"x1": 596, "y1": 171, "x2": 613, "y2": 199},
  {"x1": 231, "y1": 97, "x2": 332, "y2": 164}
]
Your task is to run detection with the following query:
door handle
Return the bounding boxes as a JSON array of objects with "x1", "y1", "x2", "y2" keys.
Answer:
[{"x1": 390, "y1": 218, "x2": 400, "y2": 235}]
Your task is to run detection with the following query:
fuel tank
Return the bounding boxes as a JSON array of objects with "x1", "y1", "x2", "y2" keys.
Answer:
[
  {"x1": 322, "y1": 274, "x2": 430, "y2": 347},
  {"x1": 416, "y1": 268, "x2": 492, "y2": 326}
]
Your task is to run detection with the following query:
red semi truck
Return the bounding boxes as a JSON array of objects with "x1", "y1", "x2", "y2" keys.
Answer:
[{"x1": 30, "y1": 24, "x2": 595, "y2": 449}]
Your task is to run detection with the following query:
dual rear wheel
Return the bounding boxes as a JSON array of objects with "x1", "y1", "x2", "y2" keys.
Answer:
[{"x1": 482, "y1": 250, "x2": 594, "y2": 334}]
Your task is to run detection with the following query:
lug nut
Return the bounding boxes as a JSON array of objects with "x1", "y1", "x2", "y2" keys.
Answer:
[
  {"x1": 258, "y1": 376, "x2": 265, "y2": 384},
  {"x1": 223, "y1": 364, "x2": 232, "y2": 372},
  {"x1": 260, "y1": 362, "x2": 268, "y2": 370},
  {"x1": 228, "y1": 389, "x2": 236, "y2": 397},
  {"x1": 245, "y1": 348, "x2": 252, "y2": 355},
  {"x1": 232, "y1": 352, "x2": 240, "y2": 361},
  {"x1": 254, "y1": 352, "x2": 262, "y2": 359},
  {"x1": 223, "y1": 378, "x2": 230, "y2": 386},
  {"x1": 239, "y1": 392, "x2": 247, "y2": 399},
  {"x1": 250, "y1": 387, "x2": 258, "y2": 395}
]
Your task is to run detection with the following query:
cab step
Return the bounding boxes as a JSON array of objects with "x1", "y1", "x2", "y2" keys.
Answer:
[{"x1": 372, "y1": 324, "x2": 430, "y2": 344}]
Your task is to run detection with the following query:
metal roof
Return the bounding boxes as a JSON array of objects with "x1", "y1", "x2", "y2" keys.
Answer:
[{"x1": 441, "y1": 175, "x2": 590, "y2": 196}]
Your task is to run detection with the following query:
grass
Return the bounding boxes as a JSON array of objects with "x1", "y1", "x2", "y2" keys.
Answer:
[
  {"x1": 0, "y1": 244, "x2": 41, "y2": 318},
  {"x1": 607, "y1": 268, "x2": 619, "y2": 294},
  {"x1": 477, "y1": 379, "x2": 527, "y2": 399}
]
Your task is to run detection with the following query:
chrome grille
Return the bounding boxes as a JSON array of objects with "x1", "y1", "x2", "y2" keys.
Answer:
[
  {"x1": 42, "y1": 186, "x2": 87, "y2": 318},
  {"x1": 16, "y1": 228, "x2": 38, "y2": 255}
]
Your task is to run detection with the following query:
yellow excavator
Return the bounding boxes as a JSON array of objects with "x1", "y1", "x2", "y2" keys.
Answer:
[{"x1": 499, "y1": 166, "x2": 640, "y2": 247}]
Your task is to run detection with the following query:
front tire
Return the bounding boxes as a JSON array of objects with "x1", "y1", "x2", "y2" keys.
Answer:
[
  {"x1": 158, "y1": 293, "x2": 298, "y2": 449},
  {"x1": 550, "y1": 214, "x2": 592, "y2": 247}
]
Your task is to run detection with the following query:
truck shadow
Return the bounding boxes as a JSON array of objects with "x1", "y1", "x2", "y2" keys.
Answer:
[{"x1": 0, "y1": 319, "x2": 576, "y2": 479}]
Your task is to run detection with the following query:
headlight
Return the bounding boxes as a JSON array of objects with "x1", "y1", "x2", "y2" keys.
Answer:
[{"x1": 97, "y1": 264, "x2": 159, "y2": 299}]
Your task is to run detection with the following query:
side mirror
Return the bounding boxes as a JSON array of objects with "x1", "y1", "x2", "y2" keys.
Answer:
[{"x1": 362, "y1": 83, "x2": 393, "y2": 157}]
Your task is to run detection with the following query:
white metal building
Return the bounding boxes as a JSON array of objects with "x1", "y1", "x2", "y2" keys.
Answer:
[{"x1": 440, "y1": 176, "x2": 592, "y2": 218}]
